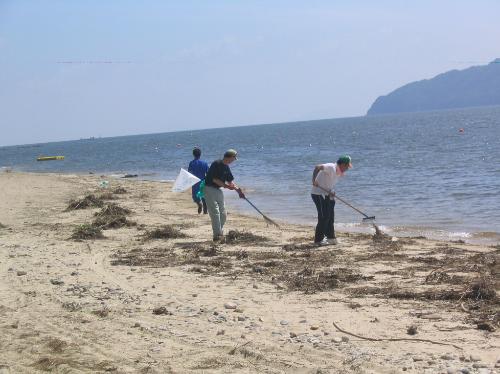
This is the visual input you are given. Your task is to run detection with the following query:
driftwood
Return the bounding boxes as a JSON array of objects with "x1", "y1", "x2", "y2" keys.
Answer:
[
  {"x1": 228, "y1": 340, "x2": 251, "y2": 355},
  {"x1": 332, "y1": 320, "x2": 463, "y2": 350}
]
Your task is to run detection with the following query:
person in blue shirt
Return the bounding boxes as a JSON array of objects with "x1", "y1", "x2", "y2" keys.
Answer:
[{"x1": 188, "y1": 147, "x2": 209, "y2": 214}]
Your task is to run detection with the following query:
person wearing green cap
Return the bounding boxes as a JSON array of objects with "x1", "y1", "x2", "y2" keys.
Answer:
[
  {"x1": 311, "y1": 155, "x2": 352, "y2": 246},
  {"x1": 204, "y1": 149, "x2": 246, "y2": 242}
]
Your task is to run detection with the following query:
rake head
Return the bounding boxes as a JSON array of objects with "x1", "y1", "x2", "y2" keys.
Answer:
[{"x1": 263, "y1": 215, "x2": 280, "y2": 228}]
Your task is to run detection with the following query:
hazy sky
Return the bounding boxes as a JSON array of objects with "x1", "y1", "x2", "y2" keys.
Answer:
[{"x1": 1, "y1": 0, "x2": 499, "y2": 146}]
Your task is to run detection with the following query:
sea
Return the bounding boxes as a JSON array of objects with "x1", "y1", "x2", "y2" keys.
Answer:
[{"x1": 1, "y1": 106, "x2": 499, "y2": 245}]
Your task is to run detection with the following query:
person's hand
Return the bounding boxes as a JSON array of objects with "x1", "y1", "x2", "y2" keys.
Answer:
[
  {"x1": 329, "y1": 190, "x2": 335, "y2": 198},
  {"x1": 313, "y1": 180, "x2": 318, "y2": 187},
  {"x1": 226, "y1": 182, "x2": 236, "y2": 190},
  {"x1": 236, "y1": 188, "x2": 245, "y2": 199}
]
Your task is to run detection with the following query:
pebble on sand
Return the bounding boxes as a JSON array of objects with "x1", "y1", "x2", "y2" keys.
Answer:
[
  {"x1": 224, "y1": 302, "x2": 237, "y2": 310},
  {"x1": 472, "y1": 363, "x2": 488, "y2": 368},
  {"x1": 152, "y1": 306, "x2": 173, "y2": 315}
]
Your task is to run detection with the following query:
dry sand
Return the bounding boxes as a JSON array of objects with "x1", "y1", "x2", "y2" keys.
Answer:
[{"x1": 0, "y1": 171, "x2": 498, "y2": 373}]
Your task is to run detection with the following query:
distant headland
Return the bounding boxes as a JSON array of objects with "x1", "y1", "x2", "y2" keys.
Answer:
[{"x1": 367, "y1": 58, "x2": 500, "y2": 115}]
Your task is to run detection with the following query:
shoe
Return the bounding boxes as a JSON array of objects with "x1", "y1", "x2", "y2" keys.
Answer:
[
  {"x1": 213, "y1": 235, "x2": 225, "y2": 243},
  {"x1": 314, "y1": 239, "x2": 328, "y2": 247},
  {"x1": 327, "y1": 238, "x2": 338, "y2": 245}
]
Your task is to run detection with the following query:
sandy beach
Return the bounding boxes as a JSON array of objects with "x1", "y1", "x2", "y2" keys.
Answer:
[{"x1": 0, "y1": 171, "x2": 498, "y2": 373}]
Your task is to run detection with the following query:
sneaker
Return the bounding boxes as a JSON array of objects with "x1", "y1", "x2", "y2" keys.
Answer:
[
  {"x1": 213, "y1": 235, "x2": 225, "y2": 243},
  {"x1": 314, "y1": 239, "x2": 328, "y2": 247},
  {"x1": 327, "y1": 238, "x2": 338, "y2": 245}
]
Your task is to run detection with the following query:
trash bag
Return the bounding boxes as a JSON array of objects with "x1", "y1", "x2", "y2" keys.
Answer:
[
  {"x1": 196, "y1": 180, "x2": 205, "y2": 199},
  {"x1": 172, "y1": 168, "x2": 200, "y2": 192}
]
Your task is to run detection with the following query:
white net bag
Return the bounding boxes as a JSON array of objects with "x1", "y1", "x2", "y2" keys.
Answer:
[{"x1": 172, "y1": 168, "x2": 201, "y2": 192}]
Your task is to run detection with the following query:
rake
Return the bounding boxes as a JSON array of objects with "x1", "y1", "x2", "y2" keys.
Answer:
[
  {"x1": 316, "y1": 185, "x2": 376, "y2": 222},
  {"x1": 243, "y1": 197, "x2": 280, "y2": 228},
  {"x1": 316, "y1": 185, "x2": 383, "y2": 234}
]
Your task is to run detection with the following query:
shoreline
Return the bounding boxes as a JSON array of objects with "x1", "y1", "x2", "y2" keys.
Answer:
[
  {"x1": 0, "y1": 171, "x2": 498, "y2": 373},
  {"x1": 6, "y1": 167, "x2": 500, "y2": 247}
]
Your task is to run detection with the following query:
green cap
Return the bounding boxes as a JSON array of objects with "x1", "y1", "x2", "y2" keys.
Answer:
[
  {"x1": 224, "y1": 149, "x2": 238, "y2": 158},
  {"x1": 337, "y1": 155, "x2": 352, "y2": 168}
]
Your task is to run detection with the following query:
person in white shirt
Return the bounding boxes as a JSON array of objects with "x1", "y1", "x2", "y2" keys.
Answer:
[{"x1": 311, "y1": 155, "x2": 352, "y2": 246}]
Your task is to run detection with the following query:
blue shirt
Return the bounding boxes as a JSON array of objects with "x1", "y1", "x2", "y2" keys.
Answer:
[{"x1": 188, "y1": 158, "x2": 209, "y2": 180}]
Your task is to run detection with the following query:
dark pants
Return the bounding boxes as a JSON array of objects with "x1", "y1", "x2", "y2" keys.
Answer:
[
  {"x1": 193, "y1": 197, "x2": 207, "y2": 214},
  {"x1": 311, "y1": 194, "x2": 335, "y2": 243}
]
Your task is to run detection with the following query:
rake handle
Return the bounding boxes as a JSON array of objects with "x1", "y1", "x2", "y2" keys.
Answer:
[
  {"x1": 244, "y1": 197, "x2": 266, "y2": 217},
  {"x1": 334, "y1": 195, "x2": 371, "y2": 219},
  {"x1": 243, "y1": 197, "x2": 280, "y2": 227},
  {"x1": 316, "y1": 185, "x2": 372, "y2": 219}
]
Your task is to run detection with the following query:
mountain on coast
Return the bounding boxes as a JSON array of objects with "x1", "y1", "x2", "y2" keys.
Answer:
[{"x1": 367, "y1": 58, "x2": 500, "y2": 115}]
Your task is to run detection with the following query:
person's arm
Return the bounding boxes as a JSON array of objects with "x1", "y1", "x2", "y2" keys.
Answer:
[
  {"x1": 212, "y1": 177, "x2": 244, "y2": 197},
  {"x1": 212, "y1": 178, "x2": 237, "y2": 189},
  {"x1": 312, "y1": 164, "x2": 324, "y2": 186},
  {"x1": 203, "y1": 162, "x2": 209, "y2": 178}
]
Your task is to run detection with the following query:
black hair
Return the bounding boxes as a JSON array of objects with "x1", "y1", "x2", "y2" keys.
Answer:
[{"x1": 193, "y1": 147, "x2": 201, "y2": 158}]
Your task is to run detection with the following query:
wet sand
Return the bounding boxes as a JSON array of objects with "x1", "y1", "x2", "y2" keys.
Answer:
[{"x1": 0, "y1": 171, "x2": 498, "y2": 373}]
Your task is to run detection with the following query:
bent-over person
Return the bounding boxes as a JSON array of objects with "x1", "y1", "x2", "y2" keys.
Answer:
[
  {"x1": 311, "y1": 155, "x2": 352, "y2": 246},
  {"x1": 204, "y1": 149, "x2": 245, "y2": 242}
]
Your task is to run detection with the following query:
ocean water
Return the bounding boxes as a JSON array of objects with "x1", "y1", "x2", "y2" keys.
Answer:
[{"x1": 1, "y1": 106, "x2": 500, "y2": 244}]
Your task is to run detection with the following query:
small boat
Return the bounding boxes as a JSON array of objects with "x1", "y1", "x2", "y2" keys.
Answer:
[{"x1": 36, "y1": 156, "x2": 65, "y2": 161}]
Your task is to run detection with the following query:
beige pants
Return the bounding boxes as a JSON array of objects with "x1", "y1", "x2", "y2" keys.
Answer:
[{"x1": 204, "y1": 185, "x2": 226, "y2": 238}]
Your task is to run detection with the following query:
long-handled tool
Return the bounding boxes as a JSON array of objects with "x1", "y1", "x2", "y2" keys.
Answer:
[
  {"x1": 243, "y1": 197, "x2": 280, "y2": 228},
  {"x1": 316, "y1": 185, "x2": 375, "y2": 222},
  {"x1": 334, "y1": 195, "x2": 376, "y2": 222},
  {"x1": 316, "y1": 185, "x2": 385, "y2": 236}
]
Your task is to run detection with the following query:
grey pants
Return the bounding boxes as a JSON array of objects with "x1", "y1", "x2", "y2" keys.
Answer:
[{"x1": 204, "y1": 185, "x2": 226, "y2": 237}]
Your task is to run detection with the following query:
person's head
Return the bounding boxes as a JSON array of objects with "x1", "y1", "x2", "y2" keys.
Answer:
[
  {"x1": 193, "y1": 147, "x2": 201, "y2": 159},
  {"x1": 223, "y1": 149, "x2": 238, "y2": 164},
  {"x1": 336, "y1": 154, "x2": 352, "y2": 173}
]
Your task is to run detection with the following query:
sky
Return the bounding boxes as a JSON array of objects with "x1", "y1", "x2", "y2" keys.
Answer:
[{"x1": 1, "y1": 0, "x2": 499, "y2": 146}]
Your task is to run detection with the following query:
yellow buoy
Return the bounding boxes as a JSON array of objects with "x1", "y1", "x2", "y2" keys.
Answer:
[{"x1": 36, "y1": 156, "x2": 65, "y2": 161}]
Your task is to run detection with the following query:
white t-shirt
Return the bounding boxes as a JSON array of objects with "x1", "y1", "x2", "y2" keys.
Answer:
[{"x1": 311, "y1": 163, "x2": 343, "y2": 197}]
